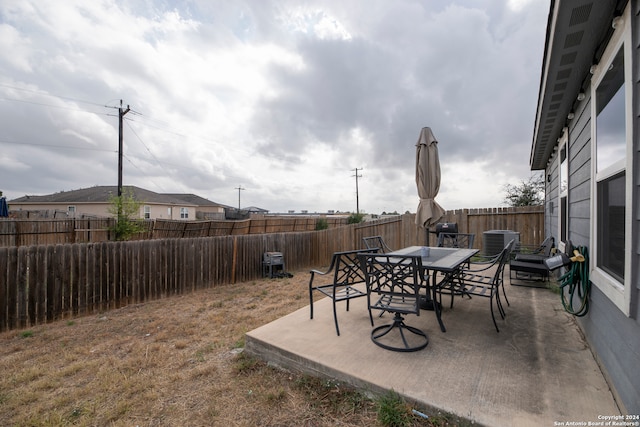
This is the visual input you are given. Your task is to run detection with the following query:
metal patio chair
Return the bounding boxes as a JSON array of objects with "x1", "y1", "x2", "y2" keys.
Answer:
[
  {"x1": 309, "y1": 249, "x2": 373, "y2": 336},
  {"x1": 436, "y1": 232, "x2": 476, "y2": 301},
  {"x1": 510, "y1": 236, "x2": 555, "y2": 283},
  {"x1": 362, "y1": 236, "x2": 393, "y2": 253},
  {"x1": 436, "y1": 239, "x2": 515, "y2": 332},
  {"x1": 359, "y1": 253, "x2": 428, "y2": 352}
]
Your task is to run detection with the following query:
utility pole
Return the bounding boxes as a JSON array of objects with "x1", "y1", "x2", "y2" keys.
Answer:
[
  {"x1": 235, "y1": 185, "x2": 245, "y2": 209},
  {"x1": 352, "y1": 168, "x2": 362, "y2": 214},
  {"x1": 118, "y1": 100, "x2": 130, "y2": 198}
]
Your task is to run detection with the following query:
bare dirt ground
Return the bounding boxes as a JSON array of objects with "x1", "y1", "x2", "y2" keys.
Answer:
[{"x1": 0, "y1": 269, "x2": 457, "y2": 426}]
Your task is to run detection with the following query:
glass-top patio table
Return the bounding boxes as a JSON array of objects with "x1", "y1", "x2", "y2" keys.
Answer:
[{"x1": 388, "y1": 246, "x2": 479, "y2": 332}]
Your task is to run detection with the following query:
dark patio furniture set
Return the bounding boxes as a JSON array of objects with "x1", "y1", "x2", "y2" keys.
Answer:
[{"x1": 308, "y1": 227, "x2": 555, "y2": 352}]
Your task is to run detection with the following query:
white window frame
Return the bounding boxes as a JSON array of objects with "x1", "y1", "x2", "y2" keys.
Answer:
[
  {"x1": 589, "y1": 4, "x2": 633, "y2": 315},
  {"x1": 180, "y1": 207, "x2": 188, "y2": 219},
  {"x1": 144, "y1": 205, "x2": 151, "y2": 220},
  {"x1": 67, "y1": 206, "x2": 76, "y2": 217},
  {"x1": 557, "y1": 129, "x2": 568, "y2": 248}
]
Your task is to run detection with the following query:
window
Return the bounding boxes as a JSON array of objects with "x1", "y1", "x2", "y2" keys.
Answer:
[
  {"x1": 595, "y1": 47, "x2": 625, "y2": 282},
  {"x1": 590, "y1": 4, "x2": 632, "y2": 315},
  {"x1": 180, "y1": 207, "x2": 188, "y2": 219},
  {"x1": 67, "y1": 206, "x2": 76, "y2": 217},
  {"x1": 144, "y1": 205, "x2": 151, "y2": 220},
  {"x1": 596, "y1": 47, "x2": 626, "y2": 174},
  {"x1": 597, "y1": 172, "x2": 625, "y2": 282},
  {"x1": 558, "y1": 133, "x2": 568, "y2": 244}
]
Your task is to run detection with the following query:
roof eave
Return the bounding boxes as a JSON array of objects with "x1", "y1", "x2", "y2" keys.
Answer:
[{"x1": 530, "y1": 0, "x2": 625, "y2": 170}]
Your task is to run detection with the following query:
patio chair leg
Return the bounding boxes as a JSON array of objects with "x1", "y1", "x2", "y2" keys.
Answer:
[
  {"x1": 490, "y1": 298, "x2": 500, "y2": 333},
  {"x1": 494, "y1": 292, "x2": 505, "y2": 319},
  {"x1": 333, "y1": 301, "x2": 341, "y2": 336},
  {"x1": 501, "y1": 283, "x2": 510, "y2": 307}
]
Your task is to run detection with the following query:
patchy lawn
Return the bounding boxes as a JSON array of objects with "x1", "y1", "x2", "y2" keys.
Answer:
[{"x1": 0, "y1": 269, "x2": 462, "y2": 426}]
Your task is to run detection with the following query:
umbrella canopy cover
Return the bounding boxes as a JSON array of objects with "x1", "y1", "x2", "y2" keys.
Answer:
[
  {"x1": 415, "y1": 127, "x2": 445, "y2": 228},
  {"x1": 0, "y1": 197, "x2": 8, "y2": 217}
]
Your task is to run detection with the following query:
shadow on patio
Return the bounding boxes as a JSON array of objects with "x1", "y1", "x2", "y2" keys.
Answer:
[{"x1": 246, "y1": 268, "x2": 620, "y2": 427}]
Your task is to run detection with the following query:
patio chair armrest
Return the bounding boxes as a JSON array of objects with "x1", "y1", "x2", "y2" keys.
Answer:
[
  {"x1": 460, "y1": 262, "x2": 495, "y2": 274},
  {"x1": 308, "y1": 268, "x2": 332, "y2": 288},
  {"x1": 468, "y1": 254, "x2": 500, "y2": 266}
]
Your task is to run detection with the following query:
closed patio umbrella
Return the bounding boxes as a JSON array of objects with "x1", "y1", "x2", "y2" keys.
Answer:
[
  {"x1": 415, "y1": 127, "x2": 445, "y2": 240},
  {"x1": 0, "y1": 196, "x2": 8, "y2": 217}
]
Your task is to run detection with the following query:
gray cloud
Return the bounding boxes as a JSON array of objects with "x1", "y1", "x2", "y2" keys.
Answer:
[{"x1": 0, "y1": 0, "x2": 548, "y2": 213}]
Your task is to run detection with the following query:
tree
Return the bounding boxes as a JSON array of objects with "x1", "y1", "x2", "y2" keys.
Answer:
[
  {"x1": 108, "y1": 188, "x2": 147, "y2": 240},
  {"x1": 503, "y1": 175, "x2": 545, "y2": 207}
]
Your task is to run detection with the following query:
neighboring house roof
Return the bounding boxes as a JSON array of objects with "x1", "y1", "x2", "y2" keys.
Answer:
[
  {"x1": 244, "y1": 206, "x2": 269, "y2": 213},
  {"x1": 530, "y1": 0, "x2": 626, "y2": 170},
  {"x1": 163, "y1": 193, "x2": 231, "y2": 209},
  {"x1": 10, "y1": 186, "x2": 195, "y2": 206}
]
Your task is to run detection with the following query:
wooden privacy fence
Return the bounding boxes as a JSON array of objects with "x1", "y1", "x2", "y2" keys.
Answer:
[
  {"x1": 0, "y1": 218, "x2": 115, "y2": 247},
  {"x1": 0, "y1": 209, "x2": 544, "y2": 332},
  {"x1": 440, "y1": 206, "x2": 545, "y2": 249},
  {"x1": 152, "y1": 216, "x2": 348, "y2": 238},
  {"x1": 0, "y1": 207, "x2": 543, "y2": 248},
  {"x1": 0, "y1": 215, "x2": 421, "y2": 332},
  {"x1": 0, "y1": 216, "x2": 349, "y2": 247}
]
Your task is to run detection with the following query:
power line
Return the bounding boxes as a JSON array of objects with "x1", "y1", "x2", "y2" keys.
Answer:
[
  {"x1": 0, "y1": 96, "x2": 112, "y2": 116},
  {"x1": 0, "y1": 83, "x2": 108, "y2": 108},
  {"x1": 125, "y1": 120, "x2": 171, "y2": 175},
  {"x1": 0, "y1": 138, "x2": 116, "y2": 152},
  {"x1": 121, "y1": 154, "x2": 166, "y2": 192}
]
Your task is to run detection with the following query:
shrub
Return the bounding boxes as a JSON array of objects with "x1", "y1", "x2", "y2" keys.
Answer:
[
  {"x1": 347, "y1": 212, "x2": 365, "y2": 224},
  {"x1": 315, "y1": 218, "x2": 328, "y2": 230},
  {"x1": 108, "y1": 188, "x2": 147, "y2": 241}
]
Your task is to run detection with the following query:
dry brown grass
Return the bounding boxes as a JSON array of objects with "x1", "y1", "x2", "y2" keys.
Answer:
[{"x1": 0, "y1": 269, "x2": 459, "y2": 427}]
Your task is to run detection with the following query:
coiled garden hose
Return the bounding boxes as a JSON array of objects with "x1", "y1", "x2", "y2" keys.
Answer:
[{"x1": 557, "y1": 246, "x2": 590, "y2": 317}]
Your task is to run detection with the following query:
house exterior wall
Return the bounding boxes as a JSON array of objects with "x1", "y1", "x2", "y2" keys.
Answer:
[
  {"x1": 542, "y1": 1, "x2": 640, "y2": 412},
  {"x1": 141, "y1": 204, "x2": 198, "y2": 220},
  {"x1": 11, "y1": 202, "x2": 195, "y2": 221},
  {"x1": 10, "y1": 203, "x2": 112, "y2": 217}
]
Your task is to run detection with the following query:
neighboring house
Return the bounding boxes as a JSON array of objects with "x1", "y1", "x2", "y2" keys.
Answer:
[
  {"x1": 532, "y1": 0, "x2": 638, "y2": 412},
  {"x1": 163, "y1": 193, "x2": 230, "y2": 220},
  {"x1": 8, "y1": 186, "x2": 227, "y2": 221},
  {"x1": 244, "y1": 206, "x2": 269, "y2": 214}
]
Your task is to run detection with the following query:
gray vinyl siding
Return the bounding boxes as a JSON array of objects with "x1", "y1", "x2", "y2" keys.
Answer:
[
  {"x1": 545, "y1": 161, "x2": 558, "y2": 240},
  {"x1": 547, "y1": 1, "x2": 640, "y2": 412},
  {"x1": 568, "y1": 95, "x2": 592, "y2": 245}
]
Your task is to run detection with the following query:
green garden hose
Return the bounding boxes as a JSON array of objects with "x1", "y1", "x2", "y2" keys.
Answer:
[{"x1": 558, "y1": 246, "x2": 590, "y2": 317}]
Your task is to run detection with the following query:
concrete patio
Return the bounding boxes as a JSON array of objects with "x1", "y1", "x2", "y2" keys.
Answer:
[{"x1": 245, "y1": 271, "x2": 621, "y2": 427}]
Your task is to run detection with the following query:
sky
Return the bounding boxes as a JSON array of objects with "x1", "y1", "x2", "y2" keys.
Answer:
[{"x1": 0, "y1": 0, "x2": 549, "y2": 215}]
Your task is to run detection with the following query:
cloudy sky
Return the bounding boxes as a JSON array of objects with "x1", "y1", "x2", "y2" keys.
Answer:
[{"x1": 0, "y1": 0, "x2": 549, "y2": 214}]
